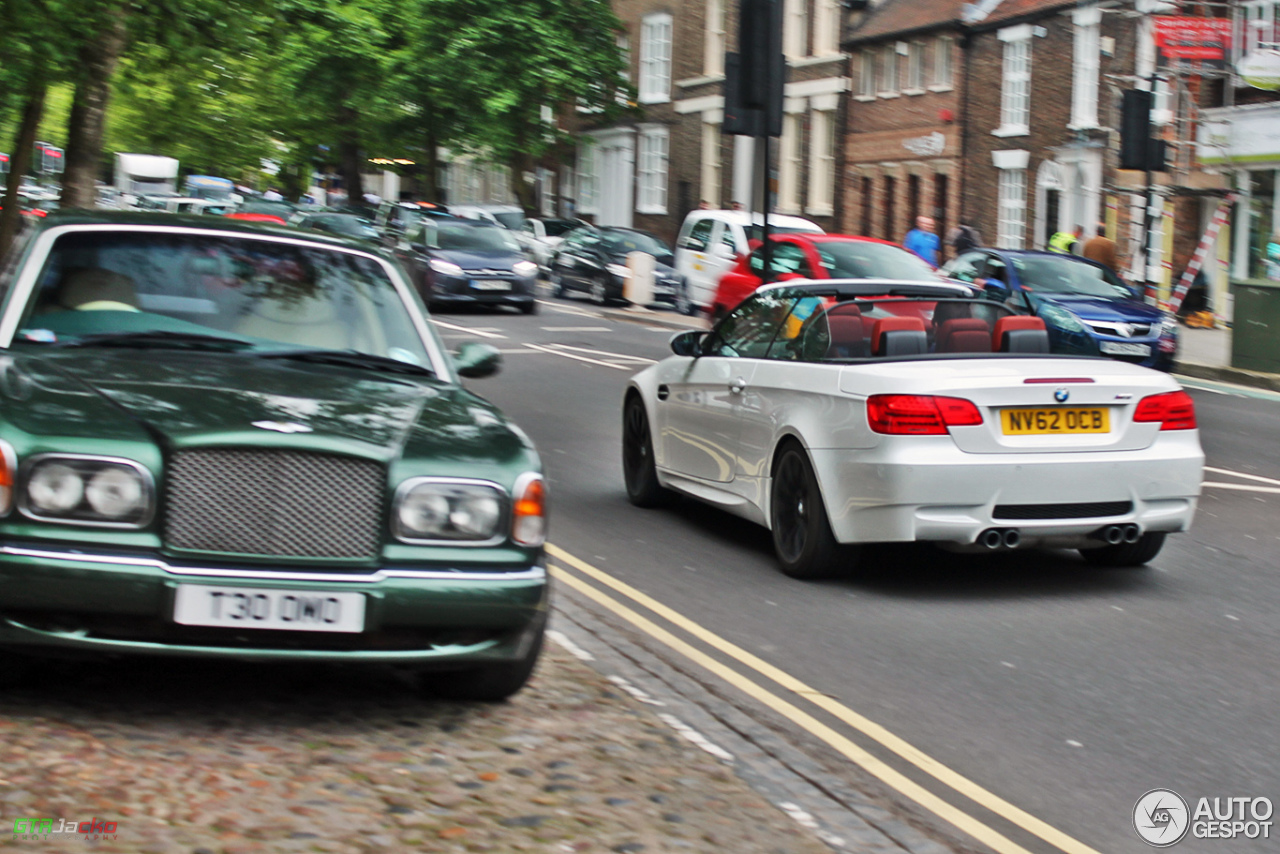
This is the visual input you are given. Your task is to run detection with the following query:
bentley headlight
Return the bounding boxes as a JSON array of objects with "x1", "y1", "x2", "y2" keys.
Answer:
[
  {"x1": 28, "y1": 463, "x2": 83, "y2": 512},
  {"x1": 394, "y1": 479, "x2": 507, "y2": 543},
  {"x1": 22, "y1": 456, "x2": 152, "y2": 526},
  {"x1": 513, "y1": 260, "x2": 538, "y2": 277},
  {"x1": 86, "y1": 467, "x2": 146, "y2": 518}
]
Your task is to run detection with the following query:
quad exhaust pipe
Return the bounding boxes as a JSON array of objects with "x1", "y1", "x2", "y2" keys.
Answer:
[
  {"x1": 1093, "y1": 523, "x2": 1141, "y2": 544},
  {"x1": 979, "y1": 528, "x2": 1021, "y2": 550}
]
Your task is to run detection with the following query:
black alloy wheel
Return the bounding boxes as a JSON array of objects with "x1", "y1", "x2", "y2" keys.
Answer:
[
  {"x1": 770, "y1": 444, "x2": 854, "y2": 579},
  {"x1": 622, "y1": 396, "x2": 666, "y2": 507},
  {"x1": 1080, "y1": 532, "x2": 1166, "y2": 567}
]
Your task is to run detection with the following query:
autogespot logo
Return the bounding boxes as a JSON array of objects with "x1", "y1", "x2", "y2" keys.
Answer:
[{"x1": 1134, "y1": 789, "x2": 1191, "y2": 847}]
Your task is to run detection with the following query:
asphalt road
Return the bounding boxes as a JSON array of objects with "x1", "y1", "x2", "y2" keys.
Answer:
[{"x1": 441, "y1": 294, "x2": 1280, "y2": 854}]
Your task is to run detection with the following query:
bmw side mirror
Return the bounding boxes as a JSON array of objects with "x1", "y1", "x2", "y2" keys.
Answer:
[
  {"x1": 454, "y1": 341, "x2": 502, "y2": 378},
  {"x1": 670, "y1": 330, "x2": 706, "y2": 357}
]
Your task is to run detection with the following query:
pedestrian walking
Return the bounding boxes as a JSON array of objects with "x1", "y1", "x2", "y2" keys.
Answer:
[
  {"x1": 904, "y1": 216, "x2": 940, "y2": 267},
  {"x1": 947, "y1": 221, "x2": 982, "y2": 256},
  {"x1": 1048, "y1": 225, "x2": 1083, "y2": 255},
  {"x1": 1082, "y1": 222, "x2": 1120, "y2": 273}
]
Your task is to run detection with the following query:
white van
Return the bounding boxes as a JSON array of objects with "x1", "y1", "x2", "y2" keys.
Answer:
[{"x1": 674, "y1": 210, "x2": 824, "y2": 311}]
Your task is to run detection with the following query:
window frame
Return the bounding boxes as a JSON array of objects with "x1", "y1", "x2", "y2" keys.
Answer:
[
  {"x1": 858, "y1": 49, "x2": 877, "y2": 99},
  {"x1": 807, "y1": 108, "x2": 836, "y2": 216},
  {"x1": 995, "y1": 26, "x2": 1032, "y2": 137},
  {"x1": 636, "y1": 125, "x2": 670, "y2": 215},
  {"x1": 879, "y1": 43, "x2": 899, "y2": 96},
  {"x1": 639, "y1": 13, "x2": 673, "y2": 104},
  {"x1": 931, "y1": 36, "x2": 954, "y2": 89},
  {"x1": 996, "y1": 168, "x2": 1028, "y2": 250},
  {"x1": 906, "y1": 41, "x2": 926, "y2": 92}
]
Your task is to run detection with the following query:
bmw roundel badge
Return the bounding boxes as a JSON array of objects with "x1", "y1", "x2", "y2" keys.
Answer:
[{"x1": 1054, "y1": 388, "x2": 1069, "y2": 403}]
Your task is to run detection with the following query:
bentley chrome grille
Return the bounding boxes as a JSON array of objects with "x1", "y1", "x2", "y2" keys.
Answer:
[{"x1": 165, "y1": 450, "x2": 384, "y2": 559}]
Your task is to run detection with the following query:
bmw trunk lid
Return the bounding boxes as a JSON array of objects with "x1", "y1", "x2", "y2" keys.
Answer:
[{"x1": 839, "y1": 357, "x2": 1184, "y2": 454}]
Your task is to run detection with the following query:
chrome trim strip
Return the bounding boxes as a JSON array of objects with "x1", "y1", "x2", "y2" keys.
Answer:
[{"x1": 0, "y1": 545, "x2": 545, "y2": 584}]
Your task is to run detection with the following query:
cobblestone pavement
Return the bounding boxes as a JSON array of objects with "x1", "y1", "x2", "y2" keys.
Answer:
[{"x1": 1, "y1": 635, "x2": 833, "y2": 854}]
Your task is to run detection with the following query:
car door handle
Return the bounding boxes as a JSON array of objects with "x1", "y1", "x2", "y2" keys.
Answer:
[
  {"x1": 729, "y1": 377, "x2": 747, "y2": 394},
  {"x1": 657, "y1": 384, "x2": 670, "y2": 401}
]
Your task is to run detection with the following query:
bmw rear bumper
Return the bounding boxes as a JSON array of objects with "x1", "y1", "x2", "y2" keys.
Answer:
[{"x1": 808, "y1": 434, "x2": 1202, "y2": 547}]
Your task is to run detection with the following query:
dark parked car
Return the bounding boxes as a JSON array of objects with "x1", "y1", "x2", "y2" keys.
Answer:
[
  {"x1": 941, "y1": 249, "x2": 1177, "y2": 371},
  {"x1": 548, "y1": 225, "x2": 688, "y2": 311},
  {"x1": 0, "y1": 212, "x2": 547, "y2": 700},
  {"x1": 394, "y1": 218, "x2": 539, "y2": 314},
  {"x1": 293, "y1": 211, "x2": 380, "y2": 243}
]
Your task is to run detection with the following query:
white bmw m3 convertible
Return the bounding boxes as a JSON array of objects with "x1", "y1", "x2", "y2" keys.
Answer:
[{"x1": 622, "y1": 280, "x2": 1204, "y2": 579}]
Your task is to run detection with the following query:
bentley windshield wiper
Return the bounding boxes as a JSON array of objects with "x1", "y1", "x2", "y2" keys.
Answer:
[
  {"x1": 255, "y1": 348, "x2": 437, "y2": 378},
  {"x1": 63, "y1": 330, "x2": 255, "y2": 350}
]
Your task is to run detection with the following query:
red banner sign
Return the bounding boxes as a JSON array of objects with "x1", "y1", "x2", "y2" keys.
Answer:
[{"x1": 1154, "y1": 16, "x2": 1233, "y2": 61}]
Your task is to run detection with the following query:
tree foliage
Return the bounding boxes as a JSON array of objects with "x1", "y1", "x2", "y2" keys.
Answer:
[{"x1": 0, "y1": 0, "x2": 628, "y2": 232}]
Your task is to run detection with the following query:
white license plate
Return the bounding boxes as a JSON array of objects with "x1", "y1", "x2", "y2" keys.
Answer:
[
  {"x1": 1099, "y1": 341, "x2": 1151, "y2": 356},
  {"x1": 173, "y1": 584, "x2": 366, "y2": 633},
  {"x1": 472, "y1": 279, "x2": 511, "y2": 290}
]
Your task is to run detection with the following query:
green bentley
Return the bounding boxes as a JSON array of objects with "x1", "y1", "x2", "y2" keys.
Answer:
[{"x1": 0, "y1": 212, "x2": 547, "y2": 700}]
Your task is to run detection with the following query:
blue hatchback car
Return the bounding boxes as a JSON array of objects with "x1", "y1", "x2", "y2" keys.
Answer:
[{"x1": 942, "y1": 249, "x2": 1177, "y2": 371}]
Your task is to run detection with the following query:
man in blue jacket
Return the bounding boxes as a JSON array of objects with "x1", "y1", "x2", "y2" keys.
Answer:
[{"x1": 904, "y1": 216, "x2": 940, "y2": 267}]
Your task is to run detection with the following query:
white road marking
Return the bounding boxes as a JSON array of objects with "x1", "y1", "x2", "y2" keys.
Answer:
[
  {"x1": 544, "y1": 343, "x2": 656, "y2": 364},
  {"x1": 655, "y1": 712, "x2": 735, "y2": 763},
  {"x1": 1201, "y1": 482, "x2": 1280, "y2": 494},
  {"x1": 535, "y1": 299, "x2": 601, "y2": 317},
  {"x1": 523, "y1": 342, "x2": 630, "y2": 370},
  {"x1": 495, "y1": 348, "x2": 542, "y2": 355},
  {"x1": 779, "y1": 802, "x2": 847, "y2": 849},
  {"x1": 607, "y1": 675, "x2": 667, "y2": 706},
  {"x1": 1204, "y1": 466, "x2": 1280, "y2": 487},
  {"x1": 540, "y1": 326, "x2": 612, "y2": 332},
  {"x1": 546, "y1": 629, "x2": 595, "y2": 662},
  {"x1": 429, "y1": 319, "x2": 506, "y2": 339}
]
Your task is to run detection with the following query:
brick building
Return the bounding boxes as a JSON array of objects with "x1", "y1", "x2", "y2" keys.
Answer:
[
  {"x1": 570, "y1": 0, "x2": 850, "y2": 244},
  {"x1": 840, "y1": 0, "x2": 967, "y2": 253}
]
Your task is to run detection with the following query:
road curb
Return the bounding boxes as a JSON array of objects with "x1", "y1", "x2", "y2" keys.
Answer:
[
  {"x1": 1174, "y1": 360, "x2": 1280, "y2": 393},
  {"x1": 601, "y1": 308, "x2": 709, "y2": 331}
]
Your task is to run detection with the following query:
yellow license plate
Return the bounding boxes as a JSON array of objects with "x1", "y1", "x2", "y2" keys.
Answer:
[{"x1": 1001, "y1": 407, "x2": 1109, "y2": 435}]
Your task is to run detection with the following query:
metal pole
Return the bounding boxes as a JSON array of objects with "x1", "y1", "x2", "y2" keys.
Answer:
[
  {"x1": 1142, "y1": 72, "x2": 1156, "y2": 303},
  {"x1": 760, "y1": 134, "x2": 772, "y2": 283}
]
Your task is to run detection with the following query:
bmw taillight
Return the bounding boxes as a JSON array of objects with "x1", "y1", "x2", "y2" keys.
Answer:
[
  {"x1": 1133, "y1": 390, "x2": 1197, "y2": 430},
  {"x1": 867, "y1": 395, "x2": 983, "y2": 435}
]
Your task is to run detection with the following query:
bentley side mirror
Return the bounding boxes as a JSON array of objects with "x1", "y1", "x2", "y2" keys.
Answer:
[
  {"x1": 454, "y1": 341, "x2": 502, "y2": 378},
  {"x1": 670, "y1": 330, "x2": 707, "y2": 357}
]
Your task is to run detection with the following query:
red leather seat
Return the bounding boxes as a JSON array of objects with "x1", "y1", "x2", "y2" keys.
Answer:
[
  {"x1": 936, "y1": 318, "x2": 992, "y2": 353},
  {"x1": 992, "y1": 315, "x2": 1050, "y2": 353},
  {"x1": 825, "y1": 306, "x2": 865, "y2": 358},
  {"x1": 871, "y1": 316, "x2": 928, "y2": 356}
]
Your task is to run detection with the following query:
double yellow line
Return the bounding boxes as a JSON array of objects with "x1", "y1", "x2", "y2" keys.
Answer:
[{"x1": 547, "y1": 543, "x2": 1101, "y2": 854}]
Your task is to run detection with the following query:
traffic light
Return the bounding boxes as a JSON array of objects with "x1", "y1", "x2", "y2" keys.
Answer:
[
  {"x1": 722, "y1": 0, "x2": 784, "y2": 137},
  {"x1": 1119, "y1": 90, "x2": 1166, "y2": 172}
]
